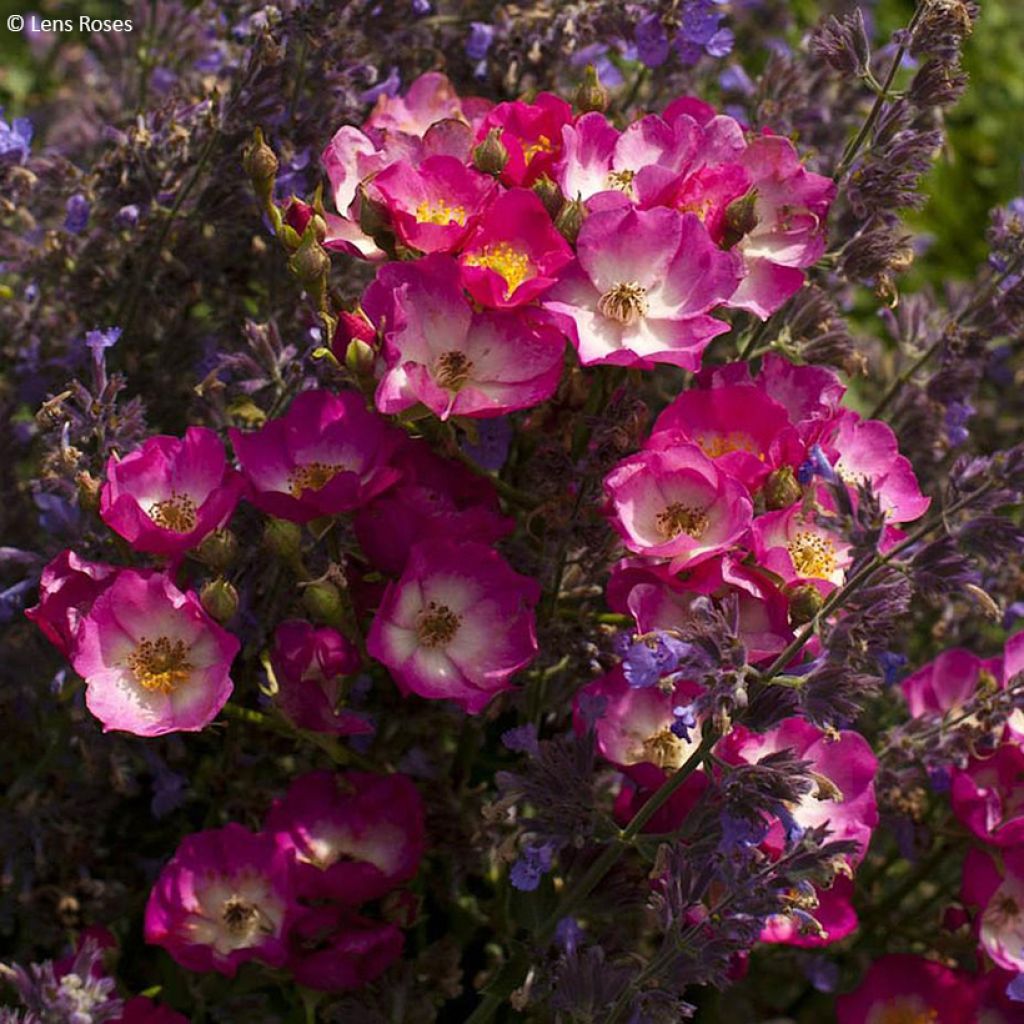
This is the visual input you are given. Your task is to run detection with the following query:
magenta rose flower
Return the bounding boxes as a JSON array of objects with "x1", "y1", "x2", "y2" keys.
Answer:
[
  {"x1": 25, "y1": 549, "x2": 118, "y2": 658},
  {"x1": 365, "y1": 71, "x2": 490, "y2": 138},
  {"x1": 366, "y1": 539, "x2": 540, "y2": 714},
  {"x1": 229, "y1": 389, "x2": 402, "y2": 523},
  {"x1": 265, "y1": 770, "x2": 424, "y2": 903},
  {"x1": 603, "y1": 442, "x2": 753, "y2": 572},
  {"x1": 962, "y1": 846, "x2": 1024, "y2": 974},
  {"x1": 477, "y1": 92, "x2": 574, "y2": 186},
  {"x1": 951, "y1": 743, "x2": 1024, "y2": 847},
  {"x1": 71, "y1": 570, "x2": 238, "y2": 736},
  {"x1": 751, "y1": 499, "x2": 852, "y2": 592},
  {"x1": 144, "y1": 823, "x2": 295, "y2": 976},
  {"x1": 99, "y1": 426, "x2": 244, "y2": 557},
  {"x1": 542, "y1": 201, "x2": 741, "y2": 368},
  {"x1": 365, "y1": 255, "x2": 565, "y2": 420},
  {"x1": 270, "y1": 620, "x2": 372, "y2": 737}
]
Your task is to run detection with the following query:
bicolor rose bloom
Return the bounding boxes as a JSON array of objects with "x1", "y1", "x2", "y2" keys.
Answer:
[
  {"x1": 71, "y1": 570, "x2": 238, "y2": 736},
  {"x1": 649, "y1": 383, "x2": 805, "y2": 491},
  {"x1": 372, "y1": 155, "x2": 496, "y2": 253},
  {"x1": 604, "y1": 442, "x2": 753, "y2": 572},
  {"x1": 575, "y1": 667, "x2": 704, "y2": 788},
  {"x1": 365, "y1": 71, "x2": 490, "y2": 138},
  {"x1": 962, "y1": 846, "x2": 1024, "y2": 973},
  {"x1": 285, "y1": 904, "x2": 403, "y2": 992},
  {"x1": 836, "y1": 954, "x2": 979, "y2": 1024},
  {"x1": 951, "y1": 743, "x2": 1024, "y2": 848},
  {"x1": 270, "y1": 620, "x2": 372, "y2": 736},
  {"x1": 751, "y1": 500, "x2": 851, "y2": 592},
  {"x1": 366, "y1": 256, "x2": 565, "y2": 420},
  {"x1": 719, "y1": 718, "x2": 879, "y2": 865},
  {"x1": 902, "y1": 647, "x2": 1002, "y2": 721},
  {"x1": 353, "y1": 439, "x2": 512, "y2": 575},
  {"x1": 366, "y1": 539, "x2": 540, "y2": 714},
  {"x1": 265, "y1": 770, "x2": 424, "y2": 903},
  {"x1": 99, "y1": 427, "x2": 244, "y2": 557},
  {"x1": 458, "y1": 189, "x2": 573, "y2": 308},
  {"x1": 608, "y1": 556, "x2": 792, "y2": 664},
  {"x1": 144, "y1": 823, "x2": 295, "y2": 976},
  {"x1": 25, "y1": 549, "x2": 118, "y2": 657},
  {"x1": 541, "y1": 202, "x2": 741, "y2": 368},
  {"x1": 230, "y1": 389, "x2": 402, "y2": 523},
  {"x1": 477, "y1": 93, "x2": 574, "y2": 186}
]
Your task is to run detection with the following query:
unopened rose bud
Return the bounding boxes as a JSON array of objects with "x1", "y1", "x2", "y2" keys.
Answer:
[
  {"x1": 357, "y1": 185, "x2": 391, "y2": 240},
  {"x1": 302, "y1": 580, "x2": 345, "y2": 629},
  {"x1": 532, "y1": 175, "x2": 564, "y2": 218},
  {"x1": 722, "y1": 191, "x2": 759, "y2": 249},
  {"x1": 345, "y1": 338, "x2": 375, "y2": 377},
  {"x1": 788, "y1": 584, "x2": 825, "y2": 626},
  {"x1": 764, "y1": 466, "x2": 802, "y2": 511},
  {"x1": 200, "y1": 578, "x2": 239, "y2": 624},
  {"x1": 195, "y1": 528, "x2": 239, "y2": 573},
  {"x1": 472, "y1": 128, "x2": 509, "y2": 176},
  {"x1": 263, "y1": 517, "x2": 302, "y2": 561},
  {"x1": 288, "y1": 229, "x2": 331, "y2": 289},
  {"x1": 243, "y1": 128, "x2": 279, "y2": 206},
  {"x1": 331, "y1": 308, "x2": 376, "y2": 361},
  {"x1": 575, "y1": 64, "x2": 609, "y2": 114},
  {"x1": 555, "y1": 197, "x2": 587, "y2": 245}
]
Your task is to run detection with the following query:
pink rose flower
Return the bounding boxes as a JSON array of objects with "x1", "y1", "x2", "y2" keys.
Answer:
[
  {"x1": 25, "y1": 549, "x2": 118, "y2": 658},
  {"x1": 230, "y1": 389, "x2": 402, "y2": 523},
  {"x1": 366, "y1": 539, "x2": 540, "y2": 714},
  {"x1": 366, "y1": 255, "x2": 565, "y2": 420},
  {"x1": 99, "y1": 427, "x2": 244, "y2": 557},
  {"x1": 751, "y1": 499, "x2": 852, "y2": 592},
  {"x1": 71, "y1": 570, "x2": 238, "y2": 736},
  {"x1": 901, "y1": 647, "x2": 1001, "y2": 720},
  {"x1": 458, "y1": 189, "x2": 573, "y2": 308},
  {"x1": 951, "y1": 743, "x2": 1024, "y2": 847},
  {"x1": 270, "y1": 620, "x2": 372, "y2": 737},
  {"x1": 836, "y1": 954, "x2": 979, "y2": 1024},
  {"x1": 542, "y1": 202, "x2": 740, "y2": 368},
  {"x1": 265, "y1": 770, "x2": 424, "y2": 903},
  {"x1": 962, "y1": 846, "x2": 1024, "y2": 973},
  {"x1": 477, "y1": 93, "x2": 574, "y2": 186},
  {"x1": 603, "y1": 442, "x2": 753, "y2": 572},
  {"x1": 144, "y1": 823, "x2": 295, "y2": 976},
  {"x1": 365, "y1": 71, "x2": 489, "y2": 138}
]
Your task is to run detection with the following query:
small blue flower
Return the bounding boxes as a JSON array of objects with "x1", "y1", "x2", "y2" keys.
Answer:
[
  {"x1": 1007, "y1": 972, "x2": 1024, "y2": 1003},
  {"x1": 64, "y1": 194, "x2": 91, "y2": 234},
  {"x1": 461, "y1": 416, "x2": 512, "y2": 471},
  {"x1": 878, "y1": 650, "x2": 908, "y2": 686},
  {"x1": 635, "y1": 14, "x2": 670, "y2": 68},
  {"x1": 466, "y1": 22, "x2": 495, "y2": 63},
  {"x1": 0, "y1": 107, "x2": 33, "y2": 164},
  {"x1": 797, "y1": 444, "x2": 837, "y2": 485},
  {"x1": 502, "y1": 724, "x2": 540, "y2": 757},
  {"x1": 623, "y1": 641, "x2": 661, "y2": 688},
  {"x1": 670, "y1": 705, "x2": 697, "y2": 742},
  {"x1": 510, "y1": 842, "x2": 556, "y2": 892},
  {"x1": 555, "y1": 917, "x2": 583, "y2": 956}
]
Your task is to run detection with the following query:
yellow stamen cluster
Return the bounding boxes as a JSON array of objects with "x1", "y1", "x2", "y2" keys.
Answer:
[
  {"x1": 148, "y1": 492, "x2": 199, "y2": 533},
  {"x1": 640, "y1": 728, "x2": 689, "y2": 771},
  {"x1": 415, "y1": 198, "x2": 467, "y2": 226},
  {"x1": 606, "y1": 168, "x2": 636, "y2": 195},
  {"x1": 696, "y1": 431, "x2": 760, "y2": 459},
  {"x1": 416, "y1": 601, "x2": 461, "y2": 648},
  {"x1": 127, "y1": 636, "x2": 192, "y2": 693},
  {"x1": 786, "y1": 531, "x2": 837, "y2": 579},
  {"x1": 463, "y1": 242, "x2": 533, "y2": 296},
  {"x1": 522, "y1": 134, "x2": 553, "y2": 164},
  {"x1": 875, "y1": 1001, "x2": 939, "y2": 1024},
  {"x1": 657, "y1": 502, "x2": 709, "y2": 541},
  {"x1": 598, "y1": 282, "x2": 648, "y2": 326},
  {"x1": 289, "y1": 462, "x2": 343, "y2": 497},
  {"x1": 434, "y1": 350, "x2": 473, "y2": 392}
]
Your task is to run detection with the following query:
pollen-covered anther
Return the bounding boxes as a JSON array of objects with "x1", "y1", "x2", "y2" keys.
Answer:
[
  {"x1": 434, "y1": 350, "x2": 473, "y2": 391},
  {"x1": 220, "y1": 895, "x2": 263, "y2": 939},
  {"x1": 288, "y1": 461, "x2": 343, "y2": 497},
  {"x1": 875, "y1": 1003, "x2": 939, "y2": 1024},
  {"x1": 656, "y1": 502, "x2": 709, "y2": 540},
  {"x1": 598, "y1": 281, "x2": 649, "y2": 325},
  {"x1": 606, "y1": 168, "x2": 636, "y2": 194},
  {"x1": 787, "y1": 530, "x2": 837, "y2": 578},
  {"x1": 463, "y1": 242, "x2": 533, "y2": 295},
  {"x1": 415, "y1": 198, "x2": 467, "y2": 226},
  {"x1": 640, "y1": 728, "x2": 689, "y2": 771},
  {"x1": 416, "y1": 601, "x2": 461, "y2": 648},
  {"x1": 148, "y1": 492, "x2": 199, "y2": 533},
  {"x1": 127, "y1": 636, "x2": 193, "y2": 693}
]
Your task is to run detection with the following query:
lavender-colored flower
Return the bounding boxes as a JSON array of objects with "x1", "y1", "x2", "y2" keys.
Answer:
[
  {"x1": 0, "y1": 107, "x2": 32, "y2": 163},
  {"x1": 510, "y1": 841, "x2": 556, "y2": 892},
  {"x1": 461, "y1": 416, "x2": 512, "y2": 471},
  {"x1": 634, "y1": 13, "x2": 670, "y2": 68},
  {"x1": 64, "y1": 194, "x2": 91, "y2": 234},
  {"x1": 466, "y1": 22, "x2": 495, "y2": 63},
  {"x1": 1007, "y1": 973, "x2": 1024, "y2": 1003}
]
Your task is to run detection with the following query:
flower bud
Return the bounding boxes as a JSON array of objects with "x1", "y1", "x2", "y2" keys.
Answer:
[
  {"x1": 302, "y1": 580, "x2": 345, "y2": 629},
  {"x1": 331, "y1": 308, "x2": 376, "y2": 362},
  {"x1": 788, "y1": 584, "x2": 824, "y2": 626},
  {"x1": 575, "y1": 64, "x2": 609, "y2": 114},
  {"x1": 722, "y1": 191, "x2": 759, "y2": 249},
  {"x1": 263, "y1": 517, "x2": 303, "y2": 561},
  {"x1": 555, "y1": 197, "x2": 587, "y2": 246},
  {"x1": 472, "y1": 128, "x2": 509, "y2": 177},
  {"x1": 357, "y1": 184, "x2": 391, "y2": 240},
  {"x1": 195, "y1": 528, "x2": 239, "y2": 573},
  {"x1": 200, "y1": 578, "x2": 239, "y2": 624},
  {"x1": 345, "y1": 338, "x2": 375, "y2": 377},
  {"x1": 243, "y1": 128, "x2": 279, "y2": 206},
  {"x1": 764, "y1": 466, "x2": 802, "y2": 511},
  {"x1": 288, "y1": 229, "x2": 331, "y2": 290},
  {"x1": 532, "y1": 175, "x2": 564, "y2": 218}
]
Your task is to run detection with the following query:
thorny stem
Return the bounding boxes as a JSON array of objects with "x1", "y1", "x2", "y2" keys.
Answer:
[
  {"x1": 758, "y1": 478, "x2": 996, "y2": 685},
  {"x1": 463, "y1": 732, "x2": 717, "y2": 1024},
  {"x1": 834, "y1": 3, "x2": 925, "y2": 180}
]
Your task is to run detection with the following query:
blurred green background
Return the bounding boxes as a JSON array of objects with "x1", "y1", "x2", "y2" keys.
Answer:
[{"x1": 1, "y1": 0, "x2": 1022, "y2": 278}]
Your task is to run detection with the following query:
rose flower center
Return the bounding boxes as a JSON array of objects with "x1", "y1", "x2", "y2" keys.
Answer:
[
  {"x1": 220, "y1": 895, "x2": 262, "y2": 939},
  {"x1": 598, "y1": 281, "x2": 649, "y2": 326},
  {"x1": 415, "y1": 198, "x2": 467, "y2": 226},
  {"x1": 148, "y1": 492, "x2": 199, "y2": 533},
  {"x1": 656, "y1": 502, "x2": 709, "y2": 540},
  {"x1": 416, "y1": 601, "x2": 461, "y2": 648},
  {"x1": 787, "y1": 531, "x2": 837, "y2": 579},
  {"x1": 434, "y1": 350, "x2": 474, "y2": 392},
  {"x1": 463, "y1": 242, "x2": 533, "y2": 296},
  {"x1": 127, "y1": 636, "x2": 193, "y2": 693},
  {"x1": 289, "y1": 461, "x2": 343, "y2": 497}
]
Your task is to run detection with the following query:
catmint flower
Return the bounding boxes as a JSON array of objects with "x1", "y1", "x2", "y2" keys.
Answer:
[
  {"x1": 466, "y1": 22, "x2": 494, "y2": 63},
  {"x1": 502, "y1": 724, "x2": 540, "y2": 756},
  {"x1": 510, "y1": 841, "x2": 556, "y2": 892},
  {"x1": 64, "y1": 194, "x2": 91, "y2": 234},
  {"x1": 1007, "y1": 973, "x2": 1024, "y2": 1002},
  {"x1": 634, "y1": 14, "x2": 670, "y2": 68},
  {"x1": 670, "y1": 705, "x2": 697, "y2": 742},
  {"x1": 0, "y1": 107, "x2": 32, "y2": 163},
  {"x1": 555, "y1": 917, "x2": 584, "y2": 957}
]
